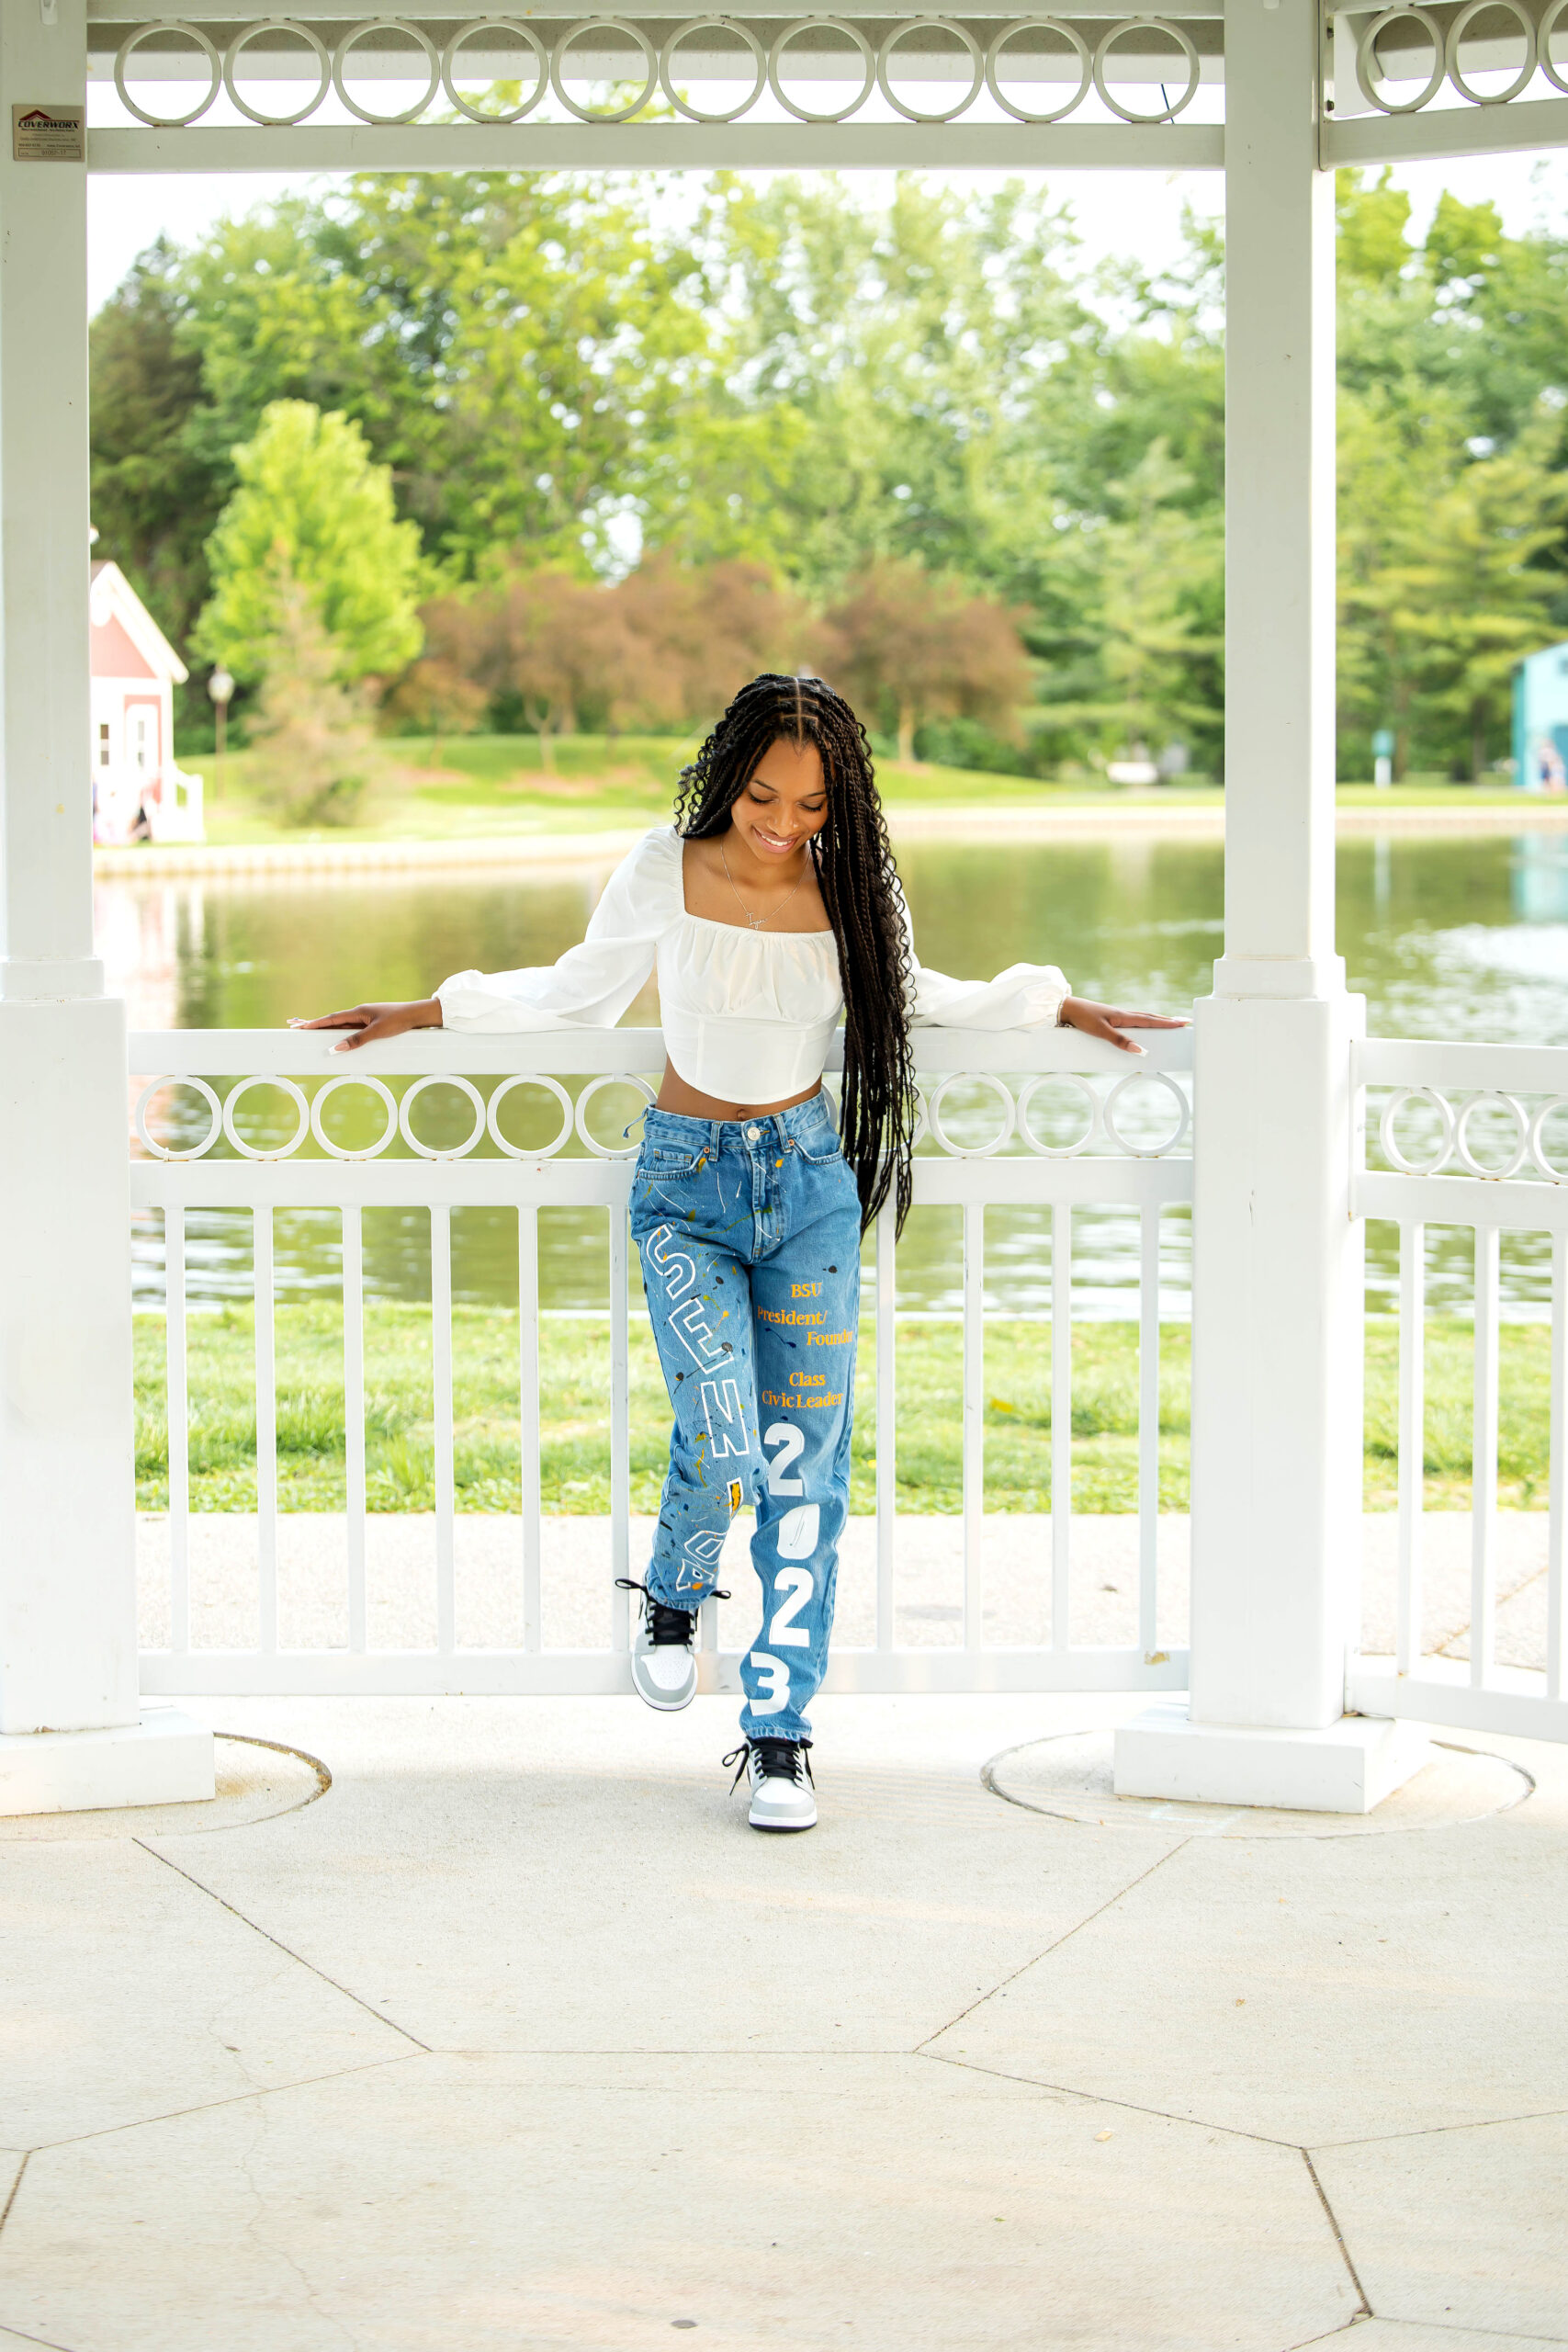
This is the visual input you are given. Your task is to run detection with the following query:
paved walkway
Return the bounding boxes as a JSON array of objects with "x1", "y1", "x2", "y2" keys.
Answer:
[{"x1": 1, "y1": 1690, "x2": 1564, "y2": 2351}]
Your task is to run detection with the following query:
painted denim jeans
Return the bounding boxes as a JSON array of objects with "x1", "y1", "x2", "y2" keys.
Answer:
[{"x1": 629, "y1": 1093, "x2": 861, "y2": 1743}]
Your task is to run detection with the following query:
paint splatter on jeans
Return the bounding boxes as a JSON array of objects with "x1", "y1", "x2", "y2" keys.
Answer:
[{"x1": 630, "y1": 1093, "x2": 861, "y2": 1742}]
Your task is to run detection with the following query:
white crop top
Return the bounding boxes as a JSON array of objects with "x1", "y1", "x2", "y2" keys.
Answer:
[{"x1": 436, "y1": 824, "x2": 1070, "y2": 1101}]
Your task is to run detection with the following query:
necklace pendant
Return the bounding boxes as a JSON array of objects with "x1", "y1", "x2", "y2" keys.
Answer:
[{"x1": 747, "y1": 911, "x2": 766, "y2": 930}]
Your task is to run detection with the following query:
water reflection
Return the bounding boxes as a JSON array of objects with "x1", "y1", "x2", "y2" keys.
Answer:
[{"x1": 106, "y1": 829, "x2": 1568, "y2": 1317}]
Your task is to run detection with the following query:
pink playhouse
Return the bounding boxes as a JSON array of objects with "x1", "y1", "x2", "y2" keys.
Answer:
[{"x1": 90, "y1": 559, "x2": 204, "y2": 844}]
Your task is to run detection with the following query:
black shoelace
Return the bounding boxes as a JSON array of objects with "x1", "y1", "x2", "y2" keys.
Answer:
[
  {"x1": 724, "y1": 1737, "x2": 814, "y2": 1792},
  {"x1": 615, "y1": 1576, "x2": 728, "y2": 1645}
]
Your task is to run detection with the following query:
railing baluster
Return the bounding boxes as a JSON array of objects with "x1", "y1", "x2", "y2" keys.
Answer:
[
  {"x1": 610, "y1": 1205, "x2": 631, "y2": 1652},
  {"x1": 254, "y1": 1204, "x2": 276, "y2": 1654},
  {"x1": 1472, "y1": 1222, "x2": 1500, "y2": 1688},
  {"x1": 874, "y1": 1208, "x2": 896, "y2": 1653},
  {"x1": 1052, "y1": 1201, "x2": 1072, "y2": 1650},
  {"x1": 519, "y1": 1204, "x2": 542, "y2": 1653},
  {"x1": 1550, "y1": 1231, "x2": 1566, "y2": 1703},
  {"x1": 342, "y1": 1205, "x2": 367, "y2": 1654},
  {"x1": 1137, "y1": 1205, "x2": 1159, "y2": 1658},
  {"x1": 165, "y1": 1204, "x2": 190, "y2": 1654},
  {"x1": 962, "y1": 1199, "x2": 984, "y2": 1649},
  {"x1": 1396, "y1": 1220, "x2": 1426, "y2": 1675},
  {"x1": 431, "y1": 1205, "x2": 456, "y2": 1655}
]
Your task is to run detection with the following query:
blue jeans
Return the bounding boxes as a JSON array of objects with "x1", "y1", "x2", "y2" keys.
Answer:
[{"x1": 629, "y1": 1093, "x2": 861, "y2": 1743}]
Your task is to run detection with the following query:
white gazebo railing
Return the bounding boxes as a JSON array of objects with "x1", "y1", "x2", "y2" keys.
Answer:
[
  {"x1": 1350, "y1": 1039, "x2": 1568, "y2": 1744},
  {"x1": 130, "y1": 1025, "x2": 1194, "y2": 1698}
]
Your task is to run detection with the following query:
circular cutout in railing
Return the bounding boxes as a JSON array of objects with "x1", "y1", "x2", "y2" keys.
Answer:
[
  {"x1": 1017, "y1": 1072, "x2": 1098, "y2": 1158},
  {"x1": 1091, "y1": 17, "x2": 1201, "y2": 123},
  {"x1": 660, "y1": 17, "x2": 767, "y2": 120},
  {"x1": 768, "y1": 17, "x2": 876, "y2": 122},
  {"x1": 926, "y1": 1072, "x2": 1016, "y2": 1159},
  {"x1": 1379, "y1": 1084, "x2": 1454, "y2": 1175},
  {"x1": 1453, "y1": 1090, "x2": 1529, "y2": 1181},
  {"x1": 986, "y1": 17, "x2": 1092, "y2": 123},
  {"x1": 487, "y1": 1074, "x2": 576, "y2": 1159},
  {"x1": 1101, "y1": 1069, "x2": 1190, "y2": 1158},
  {"x1": 576, "y1": 1073, "x2": 656, "y2": 1158},
  {"x1": 399, "y1": 1074, "x2": 487, "y2": 1159},
  {"x1": 134, "y1": 1075, "x2": 222, "y2": 1162},
  {"x1": 115, "y1": 20, "x2": 221, "y2": 127},
  {"x1": 224, "y1": 18, "x2": 333, "y2": 125},
  {"x1": 983, "y1": 1731, "x2": 1532, "y2": 1838},
  {"x1": 310, "y1": 1073, "x2": 400, "y2": 1161},
  {"x1": 1530, "y1": 1095, "x2": 1568, "y2": 1182},
  {"x1": 877, "y1": 18, "x2": 983, "y2": 123},
  {"x1": 443, "y1": 17, "x2": 549, "y2": 119},
  {"x1": 1356, "y1": 5, "x2": 1447, "y2": 111},
  {"x1": 1540, "y1": 0, "x2": 1568, "y2": 90},
  {"x1": 1445, "y1": 0, "x2": 1537, "y2": 103},
  {"x1": 551, "y1": 18, "x2": 659, "y2": 120},
  {"x1": 222, "y1": 1076, "x2": 311, "y2": 1162},
  {"x1": 333, "y1": 16, "x2": 442, "y2": 124}
]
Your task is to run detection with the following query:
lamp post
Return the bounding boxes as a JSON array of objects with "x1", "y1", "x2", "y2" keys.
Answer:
[{"x1": 208, "y1": 667, "x2": 234, "y2": 801}]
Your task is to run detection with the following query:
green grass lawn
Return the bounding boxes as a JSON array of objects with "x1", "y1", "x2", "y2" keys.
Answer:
[
  {"x1": 174, "y1": 732, "x2": 1232, "y2": 848},
  {"x1": 158, "y1": 733, "x2": 1546, "y2": 851},
  {"x1": 132, "y1": 1303, "x2": 1546, "y2": 1517}
]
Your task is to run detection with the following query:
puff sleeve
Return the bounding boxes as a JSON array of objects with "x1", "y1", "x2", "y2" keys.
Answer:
[
  {"x1": 902, "y1": 901, "x2": 1069, "y2": 1031},
  {"x1": 435, "y1": 826, "x2": 681, "y2": 1034}
]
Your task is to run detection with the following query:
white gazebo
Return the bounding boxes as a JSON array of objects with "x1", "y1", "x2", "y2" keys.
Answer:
[{"x1": 3, "y1": 0, "x2": 1565, "y2": 1817}]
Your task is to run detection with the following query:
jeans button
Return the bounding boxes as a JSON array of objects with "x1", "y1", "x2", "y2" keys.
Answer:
[{"x1": 746, "y1": 1125, "x2": 761, "y2": 1141}]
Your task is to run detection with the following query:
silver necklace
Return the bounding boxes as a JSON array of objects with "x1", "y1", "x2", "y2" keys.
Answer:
[{"x1": 719, "y1": 841, "x2": 808, "y2": 931}]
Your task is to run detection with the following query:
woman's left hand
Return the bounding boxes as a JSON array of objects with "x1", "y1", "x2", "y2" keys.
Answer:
[{"x1": 1057, "y1": 997, "x2": 1190, "y2": 1056}]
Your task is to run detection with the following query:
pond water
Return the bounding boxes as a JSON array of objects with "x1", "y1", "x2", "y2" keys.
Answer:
[{"x1": 106, "y1": 827, "x2": 1568, "y2": 1318}]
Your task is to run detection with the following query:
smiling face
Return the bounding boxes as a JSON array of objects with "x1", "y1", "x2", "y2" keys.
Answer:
[{"x1": 727, "y1": 734, "x2": 829, "y2": 864}]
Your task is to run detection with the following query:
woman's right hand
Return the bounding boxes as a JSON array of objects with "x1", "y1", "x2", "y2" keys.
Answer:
[{"x1": 288, "y1": 999, "x2": 444, "y2": 1052}]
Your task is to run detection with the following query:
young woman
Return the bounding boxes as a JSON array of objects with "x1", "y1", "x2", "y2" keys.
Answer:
[{"x1": 297, "y1": 674, "x2": 1181, "y2": 1833}]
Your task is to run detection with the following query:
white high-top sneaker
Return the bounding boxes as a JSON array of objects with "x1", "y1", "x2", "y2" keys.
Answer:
[
  {"x1": 727, "y1": 1738, "x2": 817, "y2": 1832},
  {"x1": 617, "y1": 1579, "x2": 698, "y2": 1712}
]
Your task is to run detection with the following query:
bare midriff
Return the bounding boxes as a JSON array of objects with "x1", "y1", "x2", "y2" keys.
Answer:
[{"x1": 654, "y1": 1065, "x2": 824, "y2": 1122}]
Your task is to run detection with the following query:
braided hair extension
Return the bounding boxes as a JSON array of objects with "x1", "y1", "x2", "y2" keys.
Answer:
[{"x1": 672, "y1": 674, "x2": 919, "y2": 1234}]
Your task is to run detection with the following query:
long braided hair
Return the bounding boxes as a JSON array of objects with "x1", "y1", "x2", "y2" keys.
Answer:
[{"x1": 672, "y1": 673, "x2": 919, "y2": 1234}]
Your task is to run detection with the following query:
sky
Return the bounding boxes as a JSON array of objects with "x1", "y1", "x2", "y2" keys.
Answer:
[{"x1": 85, "y1": 151, "x2": 1568, "y2": 318}]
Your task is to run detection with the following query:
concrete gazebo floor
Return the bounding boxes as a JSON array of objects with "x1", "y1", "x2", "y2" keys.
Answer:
[{"x1": 1, "y1": 1690, "x2": 1564, "y2": 2351}]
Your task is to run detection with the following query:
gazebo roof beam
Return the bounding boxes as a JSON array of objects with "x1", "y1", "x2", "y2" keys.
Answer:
[{"x1": 87, "y1": 119, "x2": 1226, "y2": 167}]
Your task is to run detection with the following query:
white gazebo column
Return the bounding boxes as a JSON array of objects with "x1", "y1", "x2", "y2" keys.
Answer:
[
  {"x1": 0, "y1": 0, "x2": 210, "y2": 1811},
  {"x1": 1113, "y1": 0, "x2": 1425, "y2": 1811}
]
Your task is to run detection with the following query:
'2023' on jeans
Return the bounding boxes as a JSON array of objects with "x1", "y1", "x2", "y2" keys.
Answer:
[{"x1": 629, "y1": 1092, "x2": 861, "y2": 1743}]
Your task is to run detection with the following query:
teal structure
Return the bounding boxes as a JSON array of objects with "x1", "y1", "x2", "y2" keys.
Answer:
[{"x1": 1514, "y1": 641, "x2": 1568, "y2": 792}]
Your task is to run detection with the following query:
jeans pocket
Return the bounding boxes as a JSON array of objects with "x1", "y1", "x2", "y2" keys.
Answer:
[
  {"x1": 639, "y1": 1144, "x2": 708, "y2": 1180},
  {"x1": 793, "y1": 1119, "x2": 843, "y2": 1166}
]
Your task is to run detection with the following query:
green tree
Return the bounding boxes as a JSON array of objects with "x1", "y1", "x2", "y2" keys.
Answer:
[
  {"x1": 1401, "y1": 424, "x2": 1568, "y2": 778},
  {"x1": 88, "y1": 239, "x2": 220, "y2": 659},
  {"x1": 196, "y1": 401, "x2": 424, "y2": 684},
  {"x1": 176, "y1": 175, "x2": 716, "y2": 580},
  {"x1": 1095, "y1": 442, "x2": 1223, "y2": 765},
  {"x1": 244, "y1": 557, "x2": 377, "y2": 826},
  {"x1": 1339, "y1": 395, "x2": 1568, "y2": 778}
]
